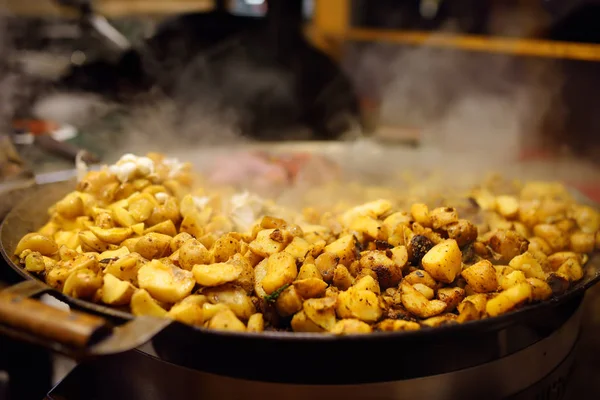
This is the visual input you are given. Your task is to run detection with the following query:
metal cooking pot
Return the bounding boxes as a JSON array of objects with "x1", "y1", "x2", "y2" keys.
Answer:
[{"x1": 0, "y1": 180, "x2": 599, "y2": 395}]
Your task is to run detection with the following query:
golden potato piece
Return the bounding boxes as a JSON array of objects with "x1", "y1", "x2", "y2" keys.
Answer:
[
  {"x1": 377, "y1": 319, "x2": 421, "y2": 332},
  {"x1": 410, "y1": 203, "x2": 432, "y2": 228},
  {"x1": 104, "y1": 253, "x2": 144, "y2": 284},
  {"x1": 193, "y1": 263, "x2": 241, "y2": 287},
  {"x1": 404, "y1": 270, "x2": 437, "y2": 289},
  {"x1": 533, "y1": 224, "x2": 569, "y2": 252},
  {"x1": 303, "y1": 297, "x2": 337, "y2": 331},
  {"x1": 400, "y1": 281, "x2": 447, "y2": 319},
  {"x1": 336, "y1": 288, "x2": 382, "y2": 322},
  {"x1": 291, "y1": 310, "x2": 325, "y2": 333},
  {"x1": 430, "y1": 207, "x2": 459, "y2": 229},
  {"x1": 46, "y1": 267, "x2": 70, "y2": 290},
  {"x1": 167, "y1": 296, "x2": 206, "y2": 325},
  {"x1": 63, "y1": 268, "x2": 102, "y2": 299},
  {"x1": 204, "y1": 285, "x2": 256, "y2": 321},
  {"x1": 102, "y1": 273, "x2": 135, "y2": 306},
  {"x1": 341, "y1": 199, "x2": 392, "y2": 226},
  {"x1": 285, "y1": 237, "x2": 313, "y2": 260},
  {"x1": 14, "y1": 233, "x2": 58, "y2": 257},
  {"x1": 211, "y1": 234, "x2": 241, "y2": 263},
  {"x1": 528, "y1": 237, "x2": 553, "y2": 256},
  {"x1": 24, "y1": 252, "x2": 46, "y2": 273},
  {"x1": 89, "y1": 226, "x2": 133, "y2": 245},
  {"x1": 526, "y1": 278, "x2": 553, "y2": 301},
  {"x1": 294, "y1": 278, "x2": 328, "y2": 299},
  {"x1": 275, "y1": 285, "x2": 304, "y2": 317},
  {"x1": 457, "y1": 301, "x2": 481, "y2": 323},
  {"x1": 131, "y1": 289, "x2": 168, "y2": 317},
  {"x1": 254, "y1": 259, "x2": 268, "y2": 298},
  {"x1": 437, "y1": 287, "x2": 465, "y2": 311},
  {"x1": 249, "y1": 229, "x2": 291, "y2": 257},
  {"x1": 129, "y1": 193, "x2": 156, "y2": 222},
  {"x1": 509, "y1": 252, "x2": 545, "y2": 280},
  {"x1": 485, "y1": 283, "x2": 532, "y2": 317},
  {"x1": 461, "y1": 260, "x2": 498, "y2": 293},
  {"x1": 247, "y1": 313, "x2": 265, "y2": 332},
  {"x1": 54, "y1": 231, "x2": 80, "y2": 250},
  {"x1": 170, "y1": 232, "x2": 194, "y2": 253},
  {"x1": 180, "y1": 214, "x2": 204, "y2": 239},
  {"x1": 500, "y1": 270, "x2": 527, "y2": 290},
  {"x1": 390, "y1": 246, "x2": 408, "y2": 270},
  {"x1": 350, "y1": 216, "x2": 384, "y2": 240},
  {"x1": 262, "y1": 252, "x2": 298, "y2": 295},
  {"x1": 487, "y1": 230, "x2": 529, "y2": 264},
  {"x1": 413, "y1": 283, "x2": 434, "y2": 300},
  {"x1": 55, "y1": 193, "x2": 85, "y2": 219},
  {"x1": 382, "y1": 212, "x2": 411, "y2": 236},
  {"x1": 352, "y1": 275, "x2": 380, "y2": 294},
  {"x1": 297, "y1": 263, "x2": 323, "y2": 280},
  {"x1": 134, "y1": 233, "x2": 172, "y2": 260},
  {"x1": 421, "y1": 239, "x2": 462, "y2": 284},
  {"x1": 324, "y1": 234, "x2": 356, "y2": 266},
  {"x1": 332, "y1": 265, "x2": 354, "y2": 291},
  {"x1": 421, "y1": 314, "x2": 458, "y2": 328},
  {"x1": 99, "y1": 246, "x2": 130, "y2": 261},
  {"x1": 144, "y1": 220, "x2": 177, "y2": 237},
  {"x1": 556, "y1": 258, "x2": 584, "y2": 281},
  {"x1": 137, "y1": 260, "x2": 195, "y2": 303},
  {"x1": 202, "y1": 303, "x2": 231, "y2": 320},
  {"x1": 570, "y1": 231, "x2": 595, "y2": 254},
  {"x1": 331, "y1": 319, "x2": 372, "y2": 334},
  {"x1": 208, "y1": 309, "x2": 246, "y2": 332},
  {"x1": 496, "y1": 196, "x2": 519, "y2": 219},
  {"x1": 315, "y1": 252, "x2": 339, "y2": 283},
  {"x1": 178, "y1": 239, "x2": 211, "y2": 271}
]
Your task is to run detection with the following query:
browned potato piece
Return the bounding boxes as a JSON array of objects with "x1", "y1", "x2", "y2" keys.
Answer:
[
  {"x1": 331, "y1": 319, "x2": 372, "y2": 334},
  {"x1": 509, "y1": 252, "x2": 545, "y2": 280},
  {"x1": 247, "y1": 313, "x2": 265, "y2": 332},
  {"x1": 400, "y1": 281, "x2": 447, "y2": 319},
  {"x1": 167, "y1": 295, "x2": 207, "y2": 326},
  {"x1": 315, "y1": 252, "x2": 339, "y2": 283},
  {"x1": 336, "y1": 288, "x2": 382, "y2": 322},
  {"x1": 377, "y1": 319, "x2": 421, "y2": 332},
  {"x1": 437, "y1": 287, "x2": 465, "y2": 311},
  {"x1": 285, "y1": 237, "x2": 312, "y2": 260},
  {"x1": 526, "y1": 278, "x2": 553, "y2": 301},
  {"x1": 134, "y1": 233, "x2": 172, "y2": 260},
  {"x1": 303, "y1": 297, "x2": 337, "y2": 331},
  {"x1": 227, "y1": 254, "x2": 254, "y2": 294},
  {"x1": 131, "y1": 289, "x2": 168, "y2": 317},
  {"x1": 413, "y1": 283, "x2": 434, "y2": 300},
  {"x1": 332, "y1": 265, "x2": 354, "y2": 290},
  {"x1": 547, "y1": 252, "x2": 581, "y2": 271},
  {"x1": 421, "y1": 314, "x2": 458, "y2": 327},
  {"x1": 430, "y1": 207, "x2": 459, "y2": 229},
  {"x1": 291, "y1": 310, "x2": 325, "y2": 333},
  {"x1": 461, "y1": 260, "x2": 498, "y2": 293},
  {"x1": 556, "y1": 258, "x2": 584, "y2": 281},
  {"x1": 404, "y1": 270, "x2": 437, "y2": 289},
  {"x1": 570, "y1": 231, "x2": 595, "y2": 253},
  {"x1": 102, "y1": 273, "x2": 135, "y2": 305},
  {"x1": 211, "y1": 234, "x2": 241, "y2": 263},
  {"x1": 262, "y1": 252, "x2": 298, "y2": 295},
  {"x1": 445, "y1": 220, "x2": 478, "y2": 248},
  {"x1": 294, "y1": 278, "x2": 328, "y2": 299},
  {"x1": 457, "y1": 301, "x2": 481, "y2": 322},
  {"x1": 486, "y1": 283, "x2": 532, "y2": 317},
  {"x1": 533, "y1": 224, "x2": 569, "y2": 252},
  {"x1": 421, "y1": 239, "x2": 462, "y2": 284},
  {"x1": 462, "y1": 294, "x2": 488, "y2": 315},
  {"x1": 203, "y1": 285, "x2": 256, "y2": 321},
  {"x1": 487, "y1": 230, "x2": 529, "y2": 263},
  {"x1": 359, "y1": 250, "x2": 402, "y2": 289},
  {"x1": 178, "y1": 239, "x2": 211, "y2": 271},
  {"x1": 137, "y1": 260, "x2": 195, "y2": 303},
  {"x1": 276, "y1": 285, "x2": 304, "y2": 316},
  {"x1": 193, "y1": 263, "x2": 242, "y2": 287},
  {"x1": 249, "y1": 229, "x2": 291, "y2": 257},
  {"x1": 14, "y1": 233, "x2": 58, "y2": 257},
  {"x1": 63, "y1": 269, "x2": 102, "y2": 299},
  {"x1": 208, "y1": 309, "x2": 246, "y2": 332},
  {"x1": 324, "y1": 234, "x2": 356, "y2": 266}
]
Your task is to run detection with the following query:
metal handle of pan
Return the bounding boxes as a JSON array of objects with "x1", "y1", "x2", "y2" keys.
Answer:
[{"x1": 0, "y1": 280, "x2": 171, "y2": 358}]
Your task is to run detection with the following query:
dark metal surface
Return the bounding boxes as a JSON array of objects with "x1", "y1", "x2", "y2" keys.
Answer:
[{"x1": 0, "y1": 182, "x2": 599, "y2": 384}]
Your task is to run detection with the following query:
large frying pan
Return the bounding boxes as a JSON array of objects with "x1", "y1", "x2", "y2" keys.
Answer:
[{"x1": 1, "y1": 180, "x2": 599, "y2": 385}]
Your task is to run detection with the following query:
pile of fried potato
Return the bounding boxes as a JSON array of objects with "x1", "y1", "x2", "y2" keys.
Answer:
[{"x1": 13, "y1": 153, "x2": 600, "y2": 334}]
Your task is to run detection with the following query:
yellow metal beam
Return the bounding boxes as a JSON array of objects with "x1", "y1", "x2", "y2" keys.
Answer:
[
  {"x1": 310, "y1": 0, "x2": 349, "y2": 60},
  {"x1": 346, "y1": 29, "x2": 600, "y2": 62}
]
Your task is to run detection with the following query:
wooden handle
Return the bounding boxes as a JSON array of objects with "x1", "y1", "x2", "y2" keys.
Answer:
[{"x1": 0, "y1": 291, "x2": 110, "y2": 348}]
